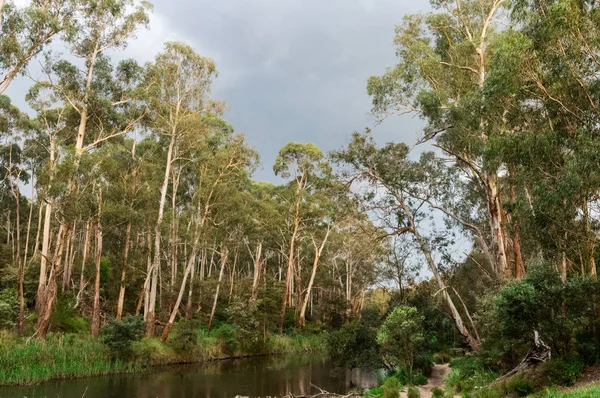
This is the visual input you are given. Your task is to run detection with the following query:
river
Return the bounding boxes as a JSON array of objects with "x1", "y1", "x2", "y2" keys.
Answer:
[{"x1": 0, "y1": 356, "x2": 377, "y2": 398}]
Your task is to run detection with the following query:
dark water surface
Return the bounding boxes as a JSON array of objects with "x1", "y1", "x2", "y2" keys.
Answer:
[{"x1": 0, "y1": 356, "x2": 377, "y2": 398}]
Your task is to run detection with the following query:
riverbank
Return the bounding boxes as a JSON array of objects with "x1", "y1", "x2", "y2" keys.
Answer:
[{"x1": 0, "y1": 329, "x2": 327, "y2": 386}]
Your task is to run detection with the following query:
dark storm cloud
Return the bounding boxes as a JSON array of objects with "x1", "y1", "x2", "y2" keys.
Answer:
[{"x1": 152, "y1": 0, "x2": 429, "y2": 181}]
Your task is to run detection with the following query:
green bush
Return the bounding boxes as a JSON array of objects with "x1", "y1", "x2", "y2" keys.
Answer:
[
  {"x1": 212, "y1": 323, "x2": 239, "y2": 355},
  {"x1": 412, "y1": 372, "x2": 428, "y2": 386},
  {"x1": 431, "y1": 387, "x2": 444, "y2": 398},
  {"x1": 50, "y1": 295, "x2": 88, "y2": 333},
  {"x1": 101, "y1": 316, "x2": 144, "y2": 359},
  {"x1": 131, "y1": 338, "x2": 172, "y2": 364},
  {"x1": 327, "y1": 320, "x2": 380, "y2": 368},
  {"x1": 540, "y1": 356, "x2": 585, "y2": 386},
  {"x1": 381, "y1": 375, "x2": 402, "y2": 398},
  {"x1": 505, "y1": 375, "x2": 537, "y2": 396},
  {"x1": 446, "y1": 356, "x2": 498, "y2": 393},
  {"x1": 377, "y1": 306, "x2": 425, "y2": 376},
  {"x1": 0, "y1": 288, "x2": 18, "y2": 328},
  {"x1": 167, "y1": 320, "x2": 199, "y2": 354},
  {"x1": 407, "y1": 386, "x2": 420, "y2": 398}
]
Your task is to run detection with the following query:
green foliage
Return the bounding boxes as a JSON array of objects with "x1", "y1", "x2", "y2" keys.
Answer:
[
  {"x1": 165, "y1": 320, "x2": 199, "y2": 354},
  {"x1": 131, "y1": 338, "x2": 173, "y2": 365},
  {"x1": 381, "y1": 375, "x2": 402, "y2": 398},
  {"x1": 540, "y1": 356, "x2": 585, "y2": 387},
  {"x1": 0, "y1": 288, "x2": 18, "y2": 328},
  {"x1": 327, "y1": 320, "x2": 380, "y2": 368},
  {"x1": 377, "y1": 306, "x2": 425, "y2": 375},
  {"x1": 480, "y1": 262, "x2": 600, "y2": 370},
  {"x1": 446, "y1": 357, "x2": 498, "y2": 393},
  {"x1": 538, "y1": 382, "x2": 600, "y2": 397},
  {"x1": 431, "y1": 387, "x2": 444, "y2": 398},
  {"x1": 50, "y1": 295, "x2": 89, "y2": 333},
  {"x1": 505, "y1": 375, "x2": 537, "y2": 396},
  {"x1": 407, "y1": 386, "x2": 420, "y2": 398},
  {"x1": 0, "y1": 333, "x2": 139, "y2": 385},
  {"x1": 101, "y1": 316, "x2": 144, "y2": 360}
]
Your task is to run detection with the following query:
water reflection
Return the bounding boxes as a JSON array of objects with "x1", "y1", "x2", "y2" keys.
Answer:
[{"x1": 0, "y1": 356, "x2": 377, "y2": 398}]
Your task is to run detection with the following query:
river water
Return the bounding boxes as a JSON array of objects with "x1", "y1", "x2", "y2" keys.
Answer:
[{"x1": 0, "y1": 356, "x2": 377, "y2": 398}]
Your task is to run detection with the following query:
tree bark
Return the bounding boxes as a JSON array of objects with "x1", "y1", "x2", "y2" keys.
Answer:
[
  {"x1": 299, "y1": 228, "x2": 331, "y2": 327},
  {"x1": 208, "y1": 247, "x2": 228, "y2": 331},
  {"x1": 250, "y1": 242, "x2": 264, "y2": 304},
  {"x1": 36, "y1": 225, "x2": 67, "y2": 339},
  {"x1": 147, "y1": 135, "x2": 175, "y2": 337},
  {"x1": 91, "y1": 192, "x2": 103, "y2": 337},
  {"x1": 116, "y1": 221, "x2": 132, "y2": 320}
]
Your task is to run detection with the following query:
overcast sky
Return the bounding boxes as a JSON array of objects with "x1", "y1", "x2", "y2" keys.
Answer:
[{"x1": 8, "y1": 0, "x2": 430, "y2": 182}]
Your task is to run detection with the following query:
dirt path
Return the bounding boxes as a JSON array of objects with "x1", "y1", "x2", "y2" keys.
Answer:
[{"x1": 399, "y1": 363, "x2": 450, "y2": 398}]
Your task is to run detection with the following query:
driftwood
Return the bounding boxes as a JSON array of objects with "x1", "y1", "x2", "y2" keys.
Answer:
[
  {"x1": 495, "y1": 330, "x2": 551, "y2": 383},
  {"x1": 235, "y1": 384, "x2": 362, "y2": 398}
]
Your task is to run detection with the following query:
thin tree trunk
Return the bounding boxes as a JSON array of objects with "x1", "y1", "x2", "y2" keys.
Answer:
[
  {"x1": 22, "y1": 167, "x2": 35, "y2": 270},
  {"x1": 116, "y1": 221, "x2": 132, "y2": 320},
  {"x1": 147, "y1": 135, "x2": 175, "y2": 337},
  {"x1": 228, "y1": 249, "x2": 238, "y2": 304},
  {"x1": 208, "y1": 247, "x2": 228, "y2": 331},
  {"x1": 250, "y1": 242, "x2": 263, "y2": 304},
  {"x1": 36, "y1": 225, "x2": 67, "y2": 339},
  {"x1": 31, "y1": 201, "x2": 43, "y2": 263},
  {"x1": 91, "y1": 191, "x2": 103, "y2": 337},
  {"x1": 161, "y1": 235, "x2": 200, "y2": 342},
  {"x1": 280, "y1": 193, "x2": 302, "y2": 332},
  {"x1": 79, "y1": 221, "x2": 91, "y2": 293},
  {"x1": 299, "y1": 228, "x2": 331, "y2": 327}
]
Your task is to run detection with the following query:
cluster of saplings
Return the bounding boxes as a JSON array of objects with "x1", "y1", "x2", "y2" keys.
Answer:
[{"x1": 328, "y1": 261, "x2": 600, "y2": 397}]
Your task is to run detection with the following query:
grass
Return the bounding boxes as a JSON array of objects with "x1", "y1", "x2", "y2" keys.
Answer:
[
  {"x1": 536, "y1": 382, "x2": 600, "y2": 397},
  {"x1": 0, "y1": 332, "x2": 140, "y2": 385},
  {"x1": 445, "y1": 356, "x2": 499, "y2": 394},
  {"x1": 0, "y1": 328, "x2": 328, "y2": 386}
]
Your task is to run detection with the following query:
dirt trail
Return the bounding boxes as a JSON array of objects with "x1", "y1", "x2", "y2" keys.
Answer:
[{"x1": 399, "y1": 363, "x2": 450, "y2": 398}]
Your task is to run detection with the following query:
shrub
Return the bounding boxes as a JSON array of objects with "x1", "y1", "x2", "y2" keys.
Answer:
[
  {"x1": 407, "y1": 386, "x2": 420, "y2": 398},
  {"x1": 377, "y1": 306, "x2": 425, "y2": 376},
  {"x1": 412, "y1": 372, "x2": 428, "y2": 386},
  {"x1": 131, "y1": 338, "x2": 172, "y2": 365},
  {"x1": 505, "y1": 375, "x2": 537, "y2": 396},
  {"x1": 0, "y1": 288, "x2": 18, "y2": 328},
  {"x1": 212, "y1": 323, "x2": 239, "y2": 355},
  {"x1": 327, "y1": 320, "x2": 379, "y2": 368},
  {"x1": 101, "y1": 315, "x2": 144, "y2": 359},
  {"x1": 540, "y1": 356, "x2": 585, "y2": 386},
  {"x1": 431, "y1": 387, "x2": 444, "y2": 398},
  {"x1": 167, "y1": 320, "x2": 199, "y2": 354},
  {"x1": 446, "y1": 356, "x2": 498, "y2": 393},
  {"x1": 50, "y1": 294, "x2": 88, "y2": 333},
  {"x1": 381, "y1": 375, "x2": 402, "y2": 398}
]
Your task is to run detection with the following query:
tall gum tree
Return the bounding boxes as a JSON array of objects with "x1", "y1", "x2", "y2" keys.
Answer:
[
  {"x1": 273, "y1": 142, "x2": 327, "y2": 332},
  {"x1": 367, "y1": 0, "x2": 512, "y2": 278},
  {"x1": 333, "y1": 132, "x2": 481, "y2": 351},
  {"x1": 144, "y1": 41, "x2": 220, "y2": 337}
]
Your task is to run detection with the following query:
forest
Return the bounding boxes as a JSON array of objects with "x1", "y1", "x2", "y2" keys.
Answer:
[{"x1": 1, "y1": 0, "x2": 600, "y2": 397}]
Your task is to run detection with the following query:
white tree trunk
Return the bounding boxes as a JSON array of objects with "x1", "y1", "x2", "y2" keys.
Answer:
[{"x1": 146, "y1": 135, "x2": 175, "y2": 337}]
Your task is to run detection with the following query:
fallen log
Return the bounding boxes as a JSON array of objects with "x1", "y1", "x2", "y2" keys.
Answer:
[{"x1": 495, "y1": 330, "x2": 551, "y2": 383}]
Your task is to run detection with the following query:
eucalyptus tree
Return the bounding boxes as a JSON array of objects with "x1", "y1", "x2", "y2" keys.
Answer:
[
  {"x1": 0, "y1": 0, "x2": 72, "y2": 94},
  {"x1": 333, "y1": 131, "x2": 481, "y2": 351},
  {"x1": 273, "y1": 142, "x2": 329, "y2": 331},
  {"x1": 161, "y1": 127, "x2": 258, "y2": 341},
  {"x1": 144, "y1": 41, "x2": 221, "y2": 337},
  {"x1": 367, "y1": 0, "x2": 513, "y2": 277}
]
